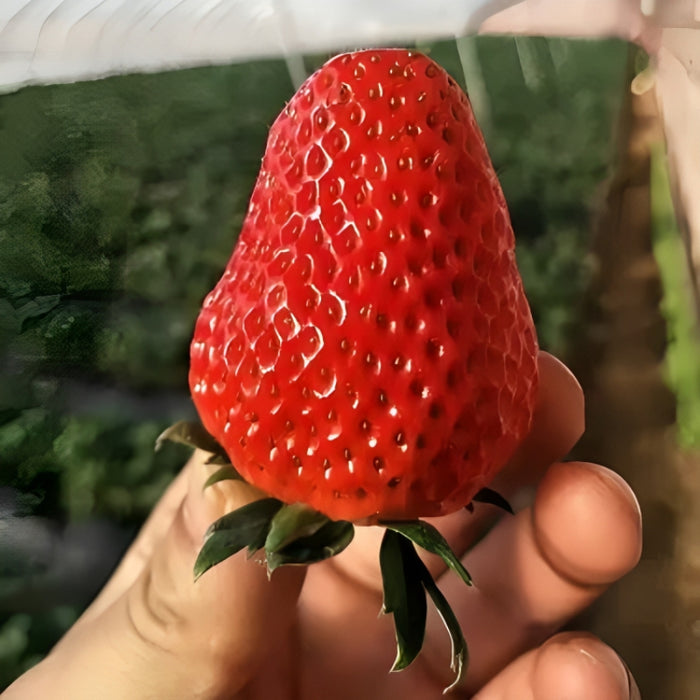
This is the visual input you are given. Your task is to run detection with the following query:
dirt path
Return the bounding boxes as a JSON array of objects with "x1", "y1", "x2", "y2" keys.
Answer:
[{"x1": 569, "y1": 86, "x2": 700, "y2": 699}]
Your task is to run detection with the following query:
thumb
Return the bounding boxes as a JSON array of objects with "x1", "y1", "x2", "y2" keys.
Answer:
[{"x1": 4, "y1": 452, "x2": 305, "y2": 700}]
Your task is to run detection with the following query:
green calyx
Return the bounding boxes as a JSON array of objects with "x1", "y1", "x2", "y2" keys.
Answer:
[
  {"x1": 157, "y1": 420, "x2": 514, "y2": 693},
  {"x1": 193, "y1": 498, "x2": 355, "y2": 580},
  {"x1": 193, "y1": 498, "x2": 471, "y2": 693}
]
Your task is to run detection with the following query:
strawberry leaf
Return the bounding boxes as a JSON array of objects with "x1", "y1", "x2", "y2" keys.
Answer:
[
  {"x1": 381, "y1": 520, "x2": 472, "y2": 587},
  {"x1": 414, "y1": 554, "x2": 468, "y2": 693},
  {"x1": 194, "y1": 497, "x2": 283, "y2": 580},
  {"x1": 471, "y1": 487, "x2": 514, "y2": 515},
  {"x1": 265, "y1": 503, "x2": 331, "y2": 553},
  {"x1": 202, "y1": 464, "x2": 243, "y2": 489},
  {"x1": 156, "y1": 420, "x2": 227, "y2": 459},
  {"x1": 379, "y1": 529, "x2": 427, "y2": 672},
  {"x1": 266, "y1": 519, "x2": 354, "y2": 572}
]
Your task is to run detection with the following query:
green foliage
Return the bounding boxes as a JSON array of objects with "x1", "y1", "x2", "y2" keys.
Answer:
[
  {"x1": 650, "y1": 145, "x2": 700, "y2": 449},
  {"x1": 1, "y1": 57, "x2": 294, "y2": 515},
  {"x1": 0, "y1": 59, "x2": 293, "y2": 688},
  {"x1": 0, "y1": 38, "x2": 627, "y2": 687}
]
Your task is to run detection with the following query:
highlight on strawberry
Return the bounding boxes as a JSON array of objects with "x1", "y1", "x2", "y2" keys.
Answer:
[{"x1": 159, "y1": 48, "x2": 539, "y2": 691}]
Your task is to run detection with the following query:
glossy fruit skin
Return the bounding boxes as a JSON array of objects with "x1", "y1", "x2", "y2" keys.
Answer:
[{"x1": 190, "y1": 49, "x2": 538, "y2": 522}]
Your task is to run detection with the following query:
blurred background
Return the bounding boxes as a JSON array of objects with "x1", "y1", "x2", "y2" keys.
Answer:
[{"x1": 1, "y1": 34, "x2": 699, "y2": 697}]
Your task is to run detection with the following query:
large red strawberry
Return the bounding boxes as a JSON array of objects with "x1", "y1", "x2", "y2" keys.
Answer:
[
  {"x1": 189, "y1": 48, "x2": 537, "y2": 522},
  {"x1": 177, "y1": 48, "x2": 538, "y2": 689}
]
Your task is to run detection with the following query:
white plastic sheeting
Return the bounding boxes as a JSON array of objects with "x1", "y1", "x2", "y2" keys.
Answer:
[
  {"x1": 0, "y1": 0, "x2": 509, "y2": 91},
  {"x1": 0, "y1": 0, "x2": 687, "y2": 91}
]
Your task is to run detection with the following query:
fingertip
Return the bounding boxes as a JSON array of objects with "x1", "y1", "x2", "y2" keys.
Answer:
[
  {"x1": 533, "y1": 462, "x2": 642, "y2": 586},
  {"x1": 498, "y1": 353, "x2": 585, "y2": 489},
  {"x1": 531, "y1": 352, "x2": 585, "y2": 458},
  {"x1": 533, "y1": 632, "x2": 631, "y2": 700}
]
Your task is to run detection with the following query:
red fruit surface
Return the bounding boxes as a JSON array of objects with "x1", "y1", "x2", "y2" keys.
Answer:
[{"x1": 189, "y1": 49, "x2": 538, "y2": 522}]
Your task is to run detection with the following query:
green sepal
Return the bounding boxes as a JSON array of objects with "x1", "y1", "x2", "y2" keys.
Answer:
[
  {"x1": 266, "y1": 519, "x2": 355, "y2": 573},
  {"x1": 265, "y1": 503, "x2": 332, "y2": 553},
  {"x1": 471, "y1": 487, "x2": 514, "y2": 515},
  {"x1": 155, "y1": 420, "x2": 227, "y2": 460},
  {"x1": 379, "y1": 529, "x2": 427, "y2": 672},
  {"x1": 381, "y1": 520, "x2": 472, "y2": 587},
  {"x1": 202, "y1": 464, "x2": 244, "y2": 489},
  {"x1": 193, "y1": 497, "x2": 283, "y2": 581},
  {"x1": 414, "y1": 555, "x2": 468, "y2": 694},
  {"x1": 205, "y1": 452, "x2": 238, "y2": 466},
  {"x1": 379, "y1": 527, "x2": 469, "y2": 693}
]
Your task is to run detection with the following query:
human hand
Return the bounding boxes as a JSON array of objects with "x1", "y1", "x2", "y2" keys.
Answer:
[{"x1": 2, "y1": 352, "x2": 642, "y2": 699}]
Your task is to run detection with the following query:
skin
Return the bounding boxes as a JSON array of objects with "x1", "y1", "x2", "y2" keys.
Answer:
[{"x1": 2, "y1": 352, "x2": 642, "y2": 699}]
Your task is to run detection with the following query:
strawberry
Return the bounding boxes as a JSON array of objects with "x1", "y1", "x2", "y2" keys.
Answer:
[
  {"x1": 178, "y1": 48, "x2": 538, "y2": 689},
  {"x1": 189, "y1": 48, "x2": 537, "y2": 523}
]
